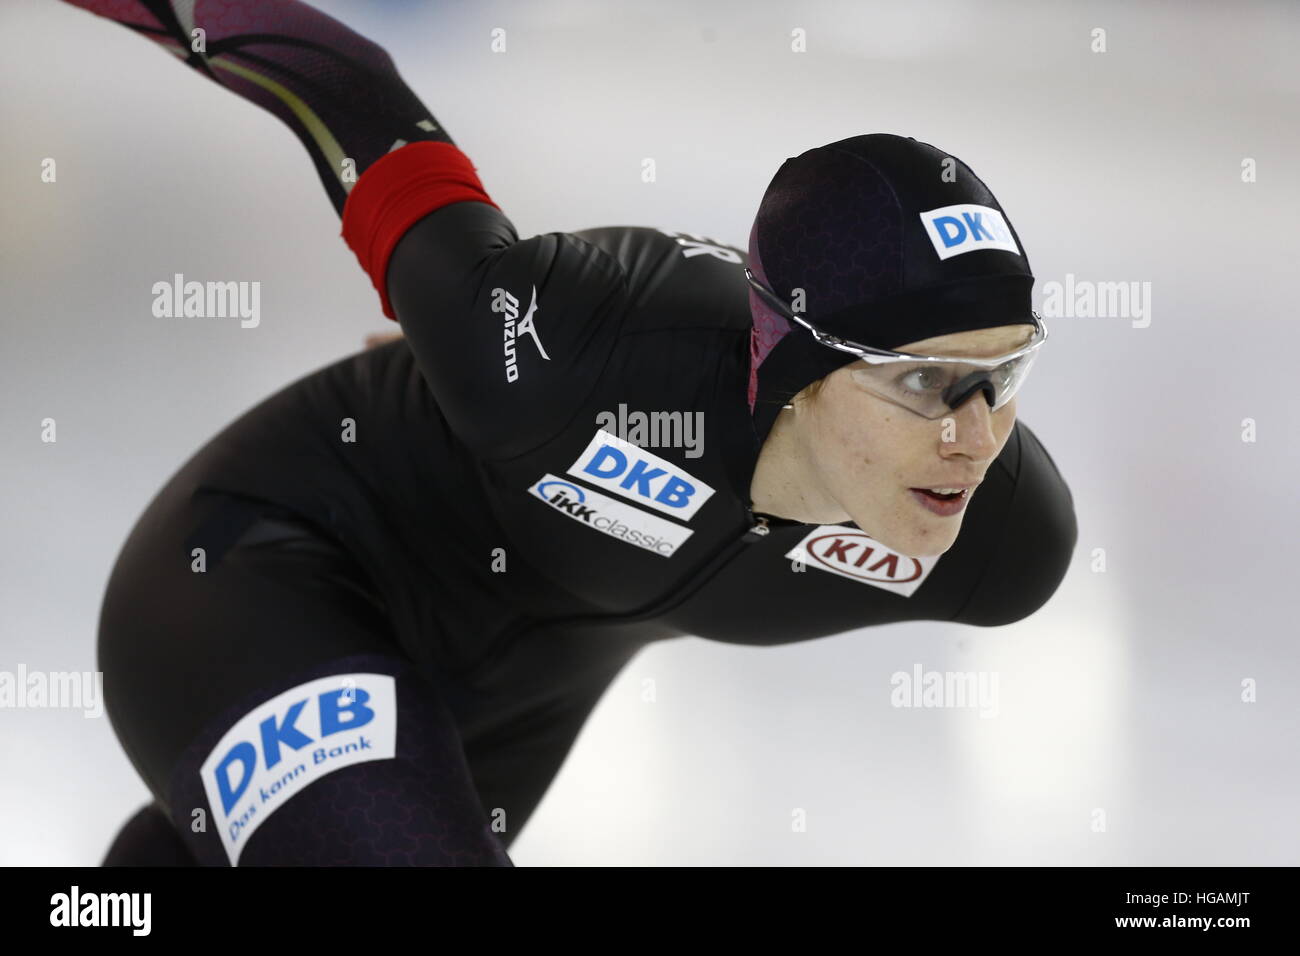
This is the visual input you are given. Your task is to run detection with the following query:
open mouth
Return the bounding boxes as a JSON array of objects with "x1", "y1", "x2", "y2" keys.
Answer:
[
  {"x1": 908, "y1": 487, "x2": 971, "y2": 516},
  {"x1": 917, "y1": 489, "x2": 963, "y2": 501}
]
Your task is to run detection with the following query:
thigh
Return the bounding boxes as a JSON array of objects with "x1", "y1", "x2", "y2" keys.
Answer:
[
  {"x1": 454, "y1": 627, "x2": 644, "y2": 848},
  {"x1": 99, "y1": 489, "x2": 510, "y2": 866}
]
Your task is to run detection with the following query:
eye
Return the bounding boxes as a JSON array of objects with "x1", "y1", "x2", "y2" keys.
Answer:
[{"x1": 896, "y1": 366, "x2": 949, "y2": 393}]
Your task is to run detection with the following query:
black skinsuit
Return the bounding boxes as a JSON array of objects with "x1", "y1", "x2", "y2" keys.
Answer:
[{"x1": 68, "y1": 0, "x2": 1077, "y2": 865}]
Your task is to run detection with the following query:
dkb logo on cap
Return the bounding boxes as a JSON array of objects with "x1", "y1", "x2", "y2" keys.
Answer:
[{"x1": 919, "y1": 203, "x2": 1021, "y2": 261}]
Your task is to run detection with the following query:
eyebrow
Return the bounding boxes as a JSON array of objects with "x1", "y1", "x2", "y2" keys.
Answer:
[{"x1": 926, "y1": 328, "x2": 1035, "y2": 359}]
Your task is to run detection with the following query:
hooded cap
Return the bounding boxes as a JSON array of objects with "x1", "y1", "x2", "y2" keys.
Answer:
[{"x1": 747, "y1": 133, "x2": 1034, "y2": 444}]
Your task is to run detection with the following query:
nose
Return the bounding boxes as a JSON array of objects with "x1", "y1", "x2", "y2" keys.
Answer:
[{"x1": 940, "y1": 390, "x2": 1001, "y2": 462}]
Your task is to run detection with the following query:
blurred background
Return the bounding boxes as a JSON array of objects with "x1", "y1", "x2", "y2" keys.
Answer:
[{"x1": 2, "y1": 0, "x2": 1297, "y2": 865}]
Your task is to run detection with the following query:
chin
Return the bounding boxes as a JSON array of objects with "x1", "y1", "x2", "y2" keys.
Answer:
[
  {"x1": 868, "y1": 523, "x2": 960, "y2": 560},
  {"x1": 906, "y1": 541, "x2": 956, "y2": 559}
]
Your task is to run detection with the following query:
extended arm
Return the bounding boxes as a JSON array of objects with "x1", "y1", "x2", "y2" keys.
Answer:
[
  {"x1": 60, "y1": 0, "x2": 452, "y2": 215},
  {"x1": 65, "y1": 0, "x2": 629, "y2": 460}
]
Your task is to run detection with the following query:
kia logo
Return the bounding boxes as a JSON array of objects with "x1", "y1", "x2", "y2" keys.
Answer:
[{"x1": 804, "y1": 533, "x2": 923, "y2": 584}]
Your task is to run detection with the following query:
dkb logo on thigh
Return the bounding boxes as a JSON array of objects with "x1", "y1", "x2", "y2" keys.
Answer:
[{"x1": 198, "y1": 673, "x2": 397, "y2": 864}]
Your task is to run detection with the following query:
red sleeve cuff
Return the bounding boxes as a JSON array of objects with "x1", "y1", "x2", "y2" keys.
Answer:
[{"x1": 340, "y1": 141, "x2": 500, "y2": 320}]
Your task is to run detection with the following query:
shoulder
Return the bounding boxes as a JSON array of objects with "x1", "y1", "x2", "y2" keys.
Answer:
[
  {"x1": 570, "y1": 226, "x2": 753, "y2": 336},
  {"x1": 956, "y1": 420, "x2": 1077, "y2": 626}
]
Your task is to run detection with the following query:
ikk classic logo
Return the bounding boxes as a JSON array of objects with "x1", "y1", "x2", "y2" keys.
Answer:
[
  {"x1": 918, "y1": 204, "x2": 1021, "y2": 261},
  {"x1": 787, "y1": 525, "x2": 941, "y2": 597},
  {"x1": 528, "y1": 475, "x2": 694, "y2": 557},
  {"x1": 200, "y1": 674, "x2": 397, "y2": 864}
]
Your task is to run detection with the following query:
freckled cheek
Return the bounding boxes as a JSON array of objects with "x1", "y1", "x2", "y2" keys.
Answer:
[{"x1": 836, "y1": 431, "x2": 882, "y2": 486}]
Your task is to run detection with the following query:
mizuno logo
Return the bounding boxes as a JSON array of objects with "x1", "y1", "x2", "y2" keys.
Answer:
[{"x1": 494, "y1": 285, "x2": 550, "y2": 383}]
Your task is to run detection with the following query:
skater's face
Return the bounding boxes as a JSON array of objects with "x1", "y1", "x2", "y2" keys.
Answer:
[{"x1": 792, "y1": 324, "x2": 1036, "y2": 558}]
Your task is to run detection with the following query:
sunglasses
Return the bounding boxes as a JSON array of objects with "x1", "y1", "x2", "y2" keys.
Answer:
[{"x1": 744, "y1": 267, "x2": 1049, "y2": 419}]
